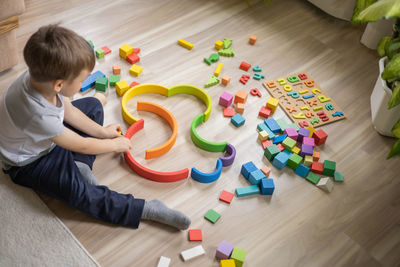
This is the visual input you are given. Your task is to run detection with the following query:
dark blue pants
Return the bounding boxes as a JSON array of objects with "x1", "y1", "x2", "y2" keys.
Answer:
[{"x1": 5, "y1": 97, "x2": 145, "y2": 228}]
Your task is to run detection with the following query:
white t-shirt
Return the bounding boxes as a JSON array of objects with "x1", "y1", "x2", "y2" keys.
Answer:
[{"x1": 0, "y1": 71, "x2": 65, "y2": 168}]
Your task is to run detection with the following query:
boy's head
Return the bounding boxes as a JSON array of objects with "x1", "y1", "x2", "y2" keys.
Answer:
[{"x1": 23, "y1": 24, "x2": 95, "y2": 96}]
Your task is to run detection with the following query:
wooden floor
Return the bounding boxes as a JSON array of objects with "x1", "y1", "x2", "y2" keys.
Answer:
[{"x1": 1, "y1": 0, "x2": 400, "y2": 266}]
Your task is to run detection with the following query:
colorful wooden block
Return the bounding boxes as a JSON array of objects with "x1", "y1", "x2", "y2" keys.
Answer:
[
  {"x1": 157, "y1": 256, "x2": 171, "y2": 267},
  {"x1": 249, "y1": 35, "x2": 257, "y2": 45},
  {"x1": 317, "y1": 177, "x2": 334, "y2": 192},
  {"x1": 262, "y1": 139, "x2": 273, "y2": 150},
  {"x1": 259, "y1": 122, "x2": 276, "y2": 140},
  {"x1": 204, "y1": 209, "x2": 221, "y2": 223},
  {"x1": 95, "y1": 48, "x2": 104, "y2": 59},
  {"x1": 178, "y1": 39, "x2": 194, "y2": 50},
  {"x1": 180, "y1": 245, "x2": 205, "y2": 261},
  {"x1": 130, "y1": 81, "x2": 140, "y2": 88},
  {"x1": 221, "y1": 75, "x2": 230, "y2": 86},
  {"x1": 264, "y1": 144, "x2": 281, "y2": 161},
  {"x1": 264, "y1": 118, "x2": 281, "y2": 133},
  {"x1": 214, "y1": 63, "x2": 223, "y2": 77},
  {"x1": 306, "y1": 172, "x2": 321, "y2": 185},
  {"x1": 298, "y1": 128, "x2": 311, "y2": 143},
  {"x1": 126, "y1": 53, "x2": 140, "y2": 64},
  {"x1": 323, "y1": 160, "x2": 336, "y2": 177},
  {"x1": 304, "y1": 155, "x2": 313, "y2": 167},
  {"x1": 273, "y1": 134, "x2": 287, "y2": 144},
  {"x1": 241, "y1": 161, "x2": 258, "y2": 179},
  {"x1": 272, "y1": 151, "x2": 291, "y2": 170},
  {"x1": 215, "y1": 40, "x2": 224, "y2": 50},
  {"x1": 115, "y1": 80, "x2": 130, "y2": 96},
  {"x1": 258, "y1": 130, "x2": 269, "y2": 141},
  {"x1": 234, "y1": 90, "x2": 248, "y2": 104},
  {"x1": 287, "y1": 153, "x2": 303, "y2": 170},
  {"x1": 188, "y1": 229, "x2": 202, "y2": 241},
  {"x1": 239, "y1": 74, "x2": 250, "y2": 84},
  {"x1": 334, "y1": 171, "x2": 344, "y2": 182},
  {"x1": 260, "y1": 178, "x2": 275, "y2": 195},
  {"x1": 219, "y1": 48, "x2": 235, "y2": 57},
  {"x1": 204, "y1": 53, "x2": 219, "y2": 65},
  {"x1": 231, "y1": 247, "x2": 247, "y2": 267},
  {"x1": 220, "y1": 259, "x2": 236, "y2": 267},
  {"x1": 283, "y1": 128, "x2": 298, "y2": 141},
  {"x1": 259, "y1": 106, "x2": 271, "y2": 118},
  {"x1": 88, "y1": 40, "x2": 94, "y2": 49},
  {"x1": 95, "y1": 76, "x2": 108, "y2": 92},
  {"x1": 303, "y1": 137, "x2": 315, "y2": 147},
  {"x1": 223, "y1": 38, "x2": 232, "y2": 49},
  {"x1": 235, "y1": 185, "x2": 260, "y2": 197},
  {"x1": 300, "y1": 144, "x2": 313, "y2": 157},
  {"x1": 224, "y1": 108, "x2": 235, "y2": 117},
  {"x1": 231, "y1": 114, "x2": 245, "y2": 127},
  {"x1": 235, "y1": 103, "x2": 245, "y2": 114},
  {"x1": 101, "y1": 46, "x2": 111, "y2": 55},
  {"x1": 205, "y1": 75, "x2": 220, "y2": 88},
  {"x1": 239, "y1": 61, "x2": 251, "y2": 71},
  {"x1": 249, "y1": 169, "x2": 266, "y2": 185},
  {"x1": 312, "y1": 151, "x2": 320, "y2": 161},
  {"x1": 276, "y1": 144, "x2": 285, "y2": 151},
  {"x1": 119, "y1": 44, "x2": 133, "y2": 59},
  {"x1": 307, "y1": 125, "x2": 316, "y2": 137},
  {"x1": 291, "y1": 146, "x2": 300, "y2": 154},
  {"x1": 109, "y1": 75, "x2": 120, "y2": 86},
  {"x1": 216, "y1": 241, "x2": 234, "y2": 260},
  {"x1": 219, "y1": 92, "x2": 233, "y2": 107},
  {"x1": 132, "y1": 48, "x2": 140, "y2": 54},
  {"x1": 81, "y1": 70, "x2": 105, "y2": 92},
  {"x1": 261, "y1": 165, "x2": 271, "y2": 177},
  {"x1": 112, "y1": 65, "x2": 121, "y2": 75},
  {"x1": 311, "y1": 162, "x2": 324, "y2": 174},
  {"x1": 266, "y1": 97, "x2": 279, "y2": 113},
  {"x1": 282, "y1": 137, "x2": 297, "y2": 150},
  {"x1": 313, "y1": 129, "x2": 328, "y2": 146},
  {"x1": 129, "y1": 64, "x2": 143, "y2": 76},
  {"x1": 295, "y1": 163, "x2": 310, "y2": 178},
  {"x1": 219, "y1": 190, "x2": 234, "y2": 204}
]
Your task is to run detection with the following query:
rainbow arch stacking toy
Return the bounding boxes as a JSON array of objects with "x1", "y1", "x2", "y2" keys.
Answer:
[{"x1": 121, "y1": 83, "x2": 236, "y2": 183}]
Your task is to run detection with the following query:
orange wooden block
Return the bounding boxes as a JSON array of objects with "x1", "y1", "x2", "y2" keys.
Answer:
[
  {"x1": 261, "y1": 165, "x2": 270, "y2": 177},
  {"x1": 234, "y1": 90, "x2": 248, "y2": 104},
  {"x1": 249, "y1": 35, "x2": 257, "y2": 45},
  {"x1": 112, "y1": 65, "x2": 121, "y2": 75},
  {"x1": 222, "y1": 75, "x2": 230, "y2": 86},
  {"x1": 235, "y1": 103, "x2": 245, "y2": 114},
  {"x1": 313, "y1": 151, "x2": 320, "y2": 161}
]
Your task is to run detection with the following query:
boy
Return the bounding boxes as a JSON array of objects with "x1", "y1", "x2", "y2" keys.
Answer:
[{"x1": 0, "y1": 24, "x2": 190, "y2": 230}]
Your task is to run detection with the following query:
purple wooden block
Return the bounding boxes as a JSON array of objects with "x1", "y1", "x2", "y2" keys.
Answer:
[
  {"x1": 219, "y1": 92, "x2": 233, "y2": 107},
  {"x1": 219, "y1": 143, "x2": 236, "y2": 167},
  {"x1": 283, "y1": 128, "x2": 298, "y2": 141},
  {"x1": 300, "y1": 144, "x2": 314, "y2": 157},
  {"x1": 303, "y1": 137, "x2": 315, "y2": 147},
  {"x1": 216, "y1": 240, "x2": 234, "y2": 260},
  {"x1": 298, "y1": 128, "x2": 310, "y2": 142}
]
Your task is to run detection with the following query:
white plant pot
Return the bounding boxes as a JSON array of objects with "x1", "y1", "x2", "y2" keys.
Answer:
[{"x1": 370, "y1": 57, "x2": 400, "y2": 137}]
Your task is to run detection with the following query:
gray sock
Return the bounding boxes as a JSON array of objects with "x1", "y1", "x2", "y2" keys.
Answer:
[
  {"x1": 75, "y1": 161, "x2": 99, "y2": 186},
  {"x1": 141, "y1": 199, "x2": 191, "y2": 230}
]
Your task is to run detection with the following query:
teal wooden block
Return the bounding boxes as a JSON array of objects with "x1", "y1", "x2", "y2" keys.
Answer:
[
  {"x1": 248, "y1": 169, "x2": 266, "y2": 185},
  {"x1": 276, "y1": 118, "x2": 289, "y2": 133},
  {"x1": 323, "y1": 160, "x2": 336, "y2": 177},
  {"x1": 257, "y1": 123, "x2": 275, "y2": 140},
  {"x1": 235, "y1": 185, "x2": 260, "y2": 197},
  {"x1": 334, "y1": 171, "x2": 344, "y2": 182},
  {"x1": 264, "y1": 144, "x2": 280, "y2": 161},
  {"x1": 204, "y1": 209, "x2": 221, "y2": 223}
]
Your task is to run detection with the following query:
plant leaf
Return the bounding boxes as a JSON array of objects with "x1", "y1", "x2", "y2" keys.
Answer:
[
  {"x1": 385, "y1": 38, "x2": 394, "y2": 59},
  {"x1": 382, "y1": 53, "x2": 400, "y2": 80},
  {"x1": 353, "y1": 0, "x2": 400, "y2": 23},
  {"x1": 378, "y1": 36, "x2": 391, "y2": 57},
  {"x1": 351, "y1": 0, "x2": 378, "y2": 23},
  {"x1": 388, "y1": 82, "x2": 400, "y2": 108},
  {"x1": 392, "y1": 119, "x2": 400, "y2": 138},
  {"x1": 386, "y1": 138, "x2": 400, "y2": 159}
]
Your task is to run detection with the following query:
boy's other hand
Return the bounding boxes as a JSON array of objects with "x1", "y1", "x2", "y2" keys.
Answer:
[
  {"x1": 102, "y1": 124, "x2": 123, "y2": 139},
  {"x1": 113, "y1": 136, "x2": 132, "y2": 153}
]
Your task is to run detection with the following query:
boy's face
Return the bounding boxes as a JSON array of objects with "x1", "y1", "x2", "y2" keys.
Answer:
[{"x1": 60, "y1": 69, "x2": 91, "y2": 97}]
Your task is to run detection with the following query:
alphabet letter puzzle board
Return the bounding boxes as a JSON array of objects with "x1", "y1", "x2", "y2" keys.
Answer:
[{"x1": 262, "y1": 72, "x2": 345, "y2": 128}]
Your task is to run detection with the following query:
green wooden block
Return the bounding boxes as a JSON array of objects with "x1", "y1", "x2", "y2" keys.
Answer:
[
  {"x1": 306, "y1": 172, "x2": 321, "y2": 185},
  {"x1": 282, "y1": 137, "x2": 297, "y2": 151},
  {"x1": 223, "y1": 38, "x2": 232, "y2": 49},
  {"x1": 231, "y1": 247, "x2": 247, "y2": 267},
  {"x1": 95, "y1": 48, "x2": 104, "y2": 59},
  {"x1": 323, "y1": 160, "x2": 336, "y2": 177},
  {"x1": 285, "y1": 122, "x2": 300, "y2": 131},
  {"x1": 109, "y1": 75, "x2": 120, "y2": 86},
  {"x1": 95, "y1": 76, "x2": 108, "y2": 92},
  {"x1": 287, "y1": 153, "x2": 303, "y2": 170},
  {"x1": 275, "y1": 118, "x2": 288, "y2": 133},
  {"x1": 334, "y1": 171, "x2": 344, "y2": 182},
  {"x1": 204, "y1": 75, "x2": 220, "y2": 88},
  {"x1": 88, "y1": 40, "x2": 94, "y2": 49},
  {"x1": 204, "y1": 209, "x2": 221, "y2": 223},
  {"x1": 235, "y1": 185, "x2": 260, "y2": 197},
  {"x1": 264, "y1": 144, "x2": 280, "y2": 161},
  {"x1": 218, "y1": 48, "x2": 235, "y2": 57}
]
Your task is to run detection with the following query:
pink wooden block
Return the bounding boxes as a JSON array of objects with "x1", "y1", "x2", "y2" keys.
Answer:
[
  {"x1": 219, "y1": 92, "x2": 233, "y2": 107},
  {"x1": 283, "y1": 128, "x2": 298, "y2": 141},
  {"x1": 303, "y1": 137, "x2": 315, "y2": 147}
]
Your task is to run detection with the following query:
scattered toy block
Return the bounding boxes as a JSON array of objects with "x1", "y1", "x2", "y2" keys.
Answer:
[
  {"x1": 249, "y1": 35, "x2": 257, "y2": 45},
  {"x1": 231, "y1": 114, "x2": 245, "y2": 127},
  {"x1": 130, "y1": 81, "x2": 140, "y2": 88},
  {"x1": 112, "y1": 65, "x2": 121, "y2": 75},
  {"x1": 312, "y1": 151, "x2": 320, "y2": 161},
  {"x1": 129, "y1": 64, "x2": 143, "y2": 76},
  {"x1": 272, "y1": 151, "x2": 291, "y2": 170},
  {"x1": 127, "y1": 53, "x2": 140, "y2": 64},
  {"x1": 249, "y1": 169, "x2": 266, "y2": 185},
  {"x1": 306, "y1": 172, "x2": 321, "y2": 185},
  {"x1": 317, "y1": 177, "x2": 334, "y2": 192},
  {"x1": 298, "y1": 128, "x2": 311, "y2": 143},
  {"x1": 132, "y1": 48, "x2": 140, "y2": 54},
  {"x1": 101, "y1": 46, "x2": 111, "y2": 55},
  {"x1": 239, "y1": 74, "x2": 250, "y2": 84},
  {"x1": 334, "y1": 171, "x2": 344, "y2": 182},
  {"x1": 275, "y1": 118, "x2": 288, "y2": 133},
  {"x1": 220, "y1": 259, "x2": 236, "y2": 267},
  {"x1": 258, "y1": 122, "x2": 276, "y2": 140},
  {"x1": 234, "y1": 90, "x2": 248, "y2": 104},
  {"x1": 215, "y1": 40, "x2": 224, "y2": 50},
  {"x1": 282, "y1": 137, "x2": 296, "y2": 151},
  {"x1": 221, "y1": 75, "x2": 230, "y2": 86},
  {"x1": 204, "y1": 53, "x2": 219, "y2": 65},
  {"x1": 116, "y1": 80, "x2": 130, "y2": 96},
  {"x1": 264, "y1": 144, "x2": 281, "y2": 161},
  {"x1": 253, "y1": 73, "x2": 265, "y2": 80},
  {"x1": 109, "y1": 75, "x2": 120, "y2": 86},
  {"x1": 266, "y1": 97, "x2": 279, "y2": 113},
  {"x1": 119, "y1": 44, "x2": 133, "y2": 59},
  {"x1": 239, "y1": 61, "x2": 251, "y2": 71},
  {"x1": 204, "y1": 209, "x2": 221, "y2": 223},
  {"x1": 307, "y1": 125, "x2": 316, "y2": 137},
  {"x1": 88, "y1": 40, "x2": 94, "y2": 49},
  {"x1": 219, "y1": 48, "x2": 235, "y2": 57},
  {"x1": 260, "y1": 178, "x2": 275, "y2": 195},
  {"x1": 231, "y1": 247, "x2": 247, "y2": 267},
  {"x1": 311, "y1": 162, "x2": 324, "y2": 174},
  {"x1": 214, "y1": 63, "x2": 223, "y2": 77},
  {"x1": 95, "y1": 76, "x2": 108, "y2": 92},
  {"x1": 303, "y1": 137, "x2": 315, "y2": 147},
  {"x1": 287, "y1": 153, "x2": 303, "y2": 170},
  {"x1": 223, "y1": 38, "x2": 232, "y2": 49},
  {"x1": 283, "y1": 128, "x2": 298, "y2": 141},
  {"x1": 262, "y1": 139, "x2": 273, "y2": 150},
  {"x1": 250, "y1": 88, "x2": 262, "y2": 97},
  {"x1": 273, "y1": 134, "x2": 287, "y2": 144},
  {"x1": 157, "y1": 256, "x2": 171, "y2": 267},
  {"x1": 264, "y1": 118, "x2": 281, "y2": 133},
  {"x1": 241, "y1": 161, "x2": 258, "y2": 179},
  {"x1": 235, "y1": 185, "x2": 260, "y2": 197},
  {"x1": 95, "y1": 48, "x2": 104, "y2": 59},
  {"x1": 261, "y1": 165, "x2": 271, "y2": 177},
  {"x1": 235, "y1": 103, "x2": 245, "y2": 114},
  {"x1": 276, "y1": 143, "x2": 284, "y2": 151},
  {"x1": 181, "y1": 245, "x2": 205, "y2": 261},
  {"x1": 219, "y1": 190, "x2": 234, "y2": 204},
  {"x1": 205, "y1": 75, "x2": 220, "y2": 88},
  {"x1": 258, "y1": 130, "x2": 269, "y2": 141},
  {"x1": 313, "y1": 129, "x2": 328, "y2": 146},
  {"x1": 178, "y1": 39, "x2": 194, "y2": 50},
  {"x1": 216, "y1": 241, "x2": 234, "y2": 260},
  {"x1": 219, "y1": 92, "x2": 233, "y2": 107},
  {"x1": 300, "y1": 144, "x2": 313, "y2": 157},
  {"x1": 189, "y1": 229, "x2": 202, "y2": 241},
  {"x1": 259, "y1": 106, "x2": 271, "y2": 118},
  {"x1": 323, "y1": 160, "x2": 336, "y2": 177},
  {"x1": 295, "y1": 163, "x2": 310, "y2": 178},
  {"x1": 304, "y1": 155, "x2": 313, "y2": 167},
  {"x1": 291, "y1": 146, "x2": 300, "y2": 154},
  {"x1": 81, "y1": 70, "x2": 106, "y2": 92},
  {"x1": 224, "y1": 108, "x2": 235, "y2": 117}
]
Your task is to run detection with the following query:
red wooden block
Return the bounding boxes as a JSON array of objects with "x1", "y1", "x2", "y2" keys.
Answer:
[
  {"x1": 130, "y1": 81, "x2": 140, "y2": 88},
  {"x1": 188, "y1": 229, "x2": 202, "y2": 241},
  {"x1": 132, "y1": 48, "x2": 140, "y2": 54},
  {"x1": 239, "y1": 61, "x2": 251, "y2": 71},
  {"x1": 219, "y1": 190, "x2": 234, "y2": 204},
  {"x1": 224, "y1": 108, "x2": 235, "y2": 117},
  {"x1": 311, "y1": 162, "x2": 324, "y2": 174},
  {"x1": 127, "y1": 53, "x2": 140, "y2": 64},
  {"x1": 259, "y1": 106, "x2": 271, "y2": 118},
  {"x1": 239, "y1": 74, "x2": 250, "y2": 85},
  {"x1": 277, "y1": 144, "x2": 284, "y2": 152},
  {"x1": 101, "y1": 46, "x2": 111, "y2": 55},
  {"x1": 312, "y1": 129, "x2": 328, "y2": 146},
  {"x1": 262, "y1": 139, "x2": 273, "y2": 150}
]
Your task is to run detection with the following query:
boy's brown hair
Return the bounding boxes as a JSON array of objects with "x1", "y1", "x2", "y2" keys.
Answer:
[{"x1": 23, "y1": 24, "x2": 95, "y2": 82}]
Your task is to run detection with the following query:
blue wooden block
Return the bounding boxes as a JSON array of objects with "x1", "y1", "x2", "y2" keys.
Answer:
[
  {"x1": 264, "y1": 118, "x2": 281, "y2": 133},
  {"x1": 231, "y1": 114, "x2": 245, "y2": 127},
  {"x1": 272, "y1": 151, "x2": 291, "y2": 170},
  {"x1": 273, "y1": 134, "x2": 287, "y2": 144},
  {"x1": 248, "y1": 169, "x2": 266, "y2": 185},
  {"x1": 258, "y1": 123, "x2": 275, "y2": 140},
  {"x1": 295, "y1": 163, "x2": 310, "y2": 178},
  {"x1": 235, "y1": 185, "x2": 260, "y2": 197},
  {"x1": 81, "y1": 70, "x2": 106, "y2": 92},
  {"x1": 191, "y1": 159, "x2": 223, "y2": 183},
  {"x1": 260, "y1": 178, "x2": 275, "y2": 195},
  {"x1": 282, "y1": 149, "x2": 292, "y2": 156},
  {"x1": 240, "y1": 161, "x2": 258, "y2": 179}
]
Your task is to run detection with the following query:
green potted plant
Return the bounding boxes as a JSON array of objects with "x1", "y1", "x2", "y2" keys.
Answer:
[{"x1": 352, "y1": 0, "x2": 400, "y2": 158}]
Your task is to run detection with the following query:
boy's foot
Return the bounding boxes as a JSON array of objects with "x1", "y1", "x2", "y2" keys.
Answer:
[
  {"x1": 94, "y1": 92, "x2": 107, "y2": 106},
  {"x1": 141, "y1": 199, "x2": 191, "y2": 230}
]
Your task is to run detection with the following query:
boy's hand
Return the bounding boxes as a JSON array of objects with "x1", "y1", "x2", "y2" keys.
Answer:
[
  {"x1": 113, "y1": 136, "x2": 132, "y2": 153},
  {"x1": 102, "y1": 124, "x2": 123, "y2": 139}
]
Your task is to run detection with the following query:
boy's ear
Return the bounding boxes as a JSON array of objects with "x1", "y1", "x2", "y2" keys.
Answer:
[{"x1": 53, "y1": 79, "x2": 64, "y2": 93}]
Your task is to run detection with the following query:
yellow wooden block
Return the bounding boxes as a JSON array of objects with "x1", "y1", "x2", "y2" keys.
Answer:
[
  {"x1": 178, "y1": 39, "x2": 194, "y2": 50},
  {"x1": 266, "y1": 97, "x2": 279, "y2": 113},
  {"x1": 119, "y1": 44, "x2": 133, "y2": 59},
  {"x1": 214, "y1": 63, "x2": 223, "y2": 77},
  {"x1": 304, "y1": 155, "x2": 313, "y2": 167},
  {"x1": 291, "y1": 146, "x2": 300, "y2": 154},
  {"x1": 115, "y1": 80, "x2": 130, "y2": 96},
  {"x1": 220, "y1": 259, "x2": 236, "y2": 267},
  {"x1": 258, "y1": 130, "x2": 269, "y2": 141},
  {"x1": 306, "y1": 125, "x2": 315, "y2": 137},
  {"x1": 129, "y1": 64, "x2": 143, "y2": 76},
  {"x1": 215, "y1": 40, "x2": 223, "y2": 50}
]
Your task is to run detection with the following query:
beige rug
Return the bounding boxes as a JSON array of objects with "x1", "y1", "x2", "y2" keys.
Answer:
[{"x1": 0, "y1": 173, "x2": 100, "y2": 267}]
